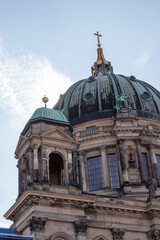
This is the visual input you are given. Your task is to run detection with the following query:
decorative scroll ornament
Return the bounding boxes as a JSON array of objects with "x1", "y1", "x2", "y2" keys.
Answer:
[
  {"x1": 28, "y1": 216, "x2": 46, "y2": 232},
  {"x1": 111, "y1": 227, "x2": 125, "y2": 240},
  {"x1": 73, "y1": 217, "x2": 88, "y2": 236},
  {"x1": 147, "y1": 229, "x2": 160, "y2": 240}
]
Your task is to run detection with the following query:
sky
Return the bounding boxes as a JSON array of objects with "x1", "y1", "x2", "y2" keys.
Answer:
[{"x1": 0, "y1": 0, "x2": 160, "y2": 227}]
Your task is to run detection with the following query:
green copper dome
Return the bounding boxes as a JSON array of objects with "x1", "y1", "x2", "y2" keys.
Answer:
[
  {"x1": 21, "y1": 107, "x2": 71, "y2": 136},
  {"x1": 54, "y1": 73, "x2": 160, "y2": 126}
]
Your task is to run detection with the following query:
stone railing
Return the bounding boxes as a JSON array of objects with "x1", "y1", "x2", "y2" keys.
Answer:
[{"x1": 80, "y1": 127, "x2": 99, "y2": 138}]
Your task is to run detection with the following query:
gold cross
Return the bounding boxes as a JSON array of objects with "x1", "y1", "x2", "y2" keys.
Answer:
[{"x1": 94, "y1": 31, "x2": 102, "y2": 47}]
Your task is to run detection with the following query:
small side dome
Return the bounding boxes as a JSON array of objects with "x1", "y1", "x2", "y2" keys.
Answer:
[{"x1": 21, "y1": 107, "x2": 71, "y2": 136}]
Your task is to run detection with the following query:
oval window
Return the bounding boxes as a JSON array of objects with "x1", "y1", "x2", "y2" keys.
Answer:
[
  {"x1": 84, "y1": 92, "x2": 94, "y2": 101},
  {"x1": 142, "y1": 92, "x2": 151, "y2": 101}
]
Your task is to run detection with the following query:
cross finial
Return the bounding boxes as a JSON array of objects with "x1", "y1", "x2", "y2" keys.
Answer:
[{"x1": 94, "y1": 31, "x2": 102, "y2": 47}]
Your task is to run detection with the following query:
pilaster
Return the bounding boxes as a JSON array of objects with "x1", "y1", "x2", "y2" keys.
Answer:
[
  {"x1": 135, "y1": 139, "x2": 146, "y2": 182},
  {"x1": 149, "y1": 145, "x2": 159, "y2": 181},
  {"x1": 33, "y1": 145, "x2": 39, "y2": 182},
  {"x1": 79, "y1": 151, "x2": 87, "y2": 191},
  {"x1": 118, "y1": 140, "x2": 128, "y2": 183},
  {"x1": 100, "y1": 145, "x2": 110, "y2": 188},
  {"x1": 41, "y1": 145, "x2": 48, "y2": 183}
]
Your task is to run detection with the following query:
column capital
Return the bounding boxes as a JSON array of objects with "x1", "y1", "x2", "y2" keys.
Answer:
[
  {"x1": 111, "y1": 227, "x2": 125, "y2": 240},
  {"x1": 79, "y1": 150, "x2": 86, "y2": 157},
  {"x1": 99, "y1": 145, "x2": 106, "y2": 151},
  {"x1": 118, "y1": 139, "x2": 124, "y2": 145},
  {"x1": 73, "y1": 217, "x2": 88, "y2": 236},
  {"x1": 67, "y1": 148, "x2": 72, "y2": 154},
  {"x1": 33, "y1": 144, "x2": 38, "y2": 149},
  {"x1": 149, "y1": 144, "x2": 155, "y2": 150},
  {"x1": 134, "y1": 139, "x2": 141, "y2": 144},
  {"x1": 147, "y1": 229, "x2": 160, "y2": 240},
  {"x1": 28, "y1": 216, "x2": 47, "y2": 233},
  {"x1": 26, "y1": 146, "x2": 33, "y2": 153}
]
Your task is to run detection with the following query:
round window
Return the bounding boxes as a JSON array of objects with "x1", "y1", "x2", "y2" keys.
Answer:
[
  {"x1": 84, "y1": 92, "x2": 94, "y2": 101},
  {"x1": 142, "y1": 92, "x2": 151, "y2": 101}
]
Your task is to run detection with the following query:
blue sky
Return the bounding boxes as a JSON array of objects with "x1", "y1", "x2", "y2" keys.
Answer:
[{"x1": 0, "y1": 0, "x2": 160, "y2": 227}]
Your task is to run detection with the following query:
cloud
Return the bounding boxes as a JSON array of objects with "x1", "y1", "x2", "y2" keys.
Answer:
[
  {"x1": 133, "y1": 49, "x2": 151, "y2": 69},
  {"x1": 0, "y1": 41, "x2": 73, "y2": 124},
  {"x1": 0, "y1": 221, "x2": 10, "y2": 228}
]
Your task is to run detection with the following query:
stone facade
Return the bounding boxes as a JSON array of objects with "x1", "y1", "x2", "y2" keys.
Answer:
[
  {"x1": 4, "y1": 111, "x2": 160, "y2": 240},
  {"x1": 4, "y1": 39, "x2": 160, "y2": 240}
]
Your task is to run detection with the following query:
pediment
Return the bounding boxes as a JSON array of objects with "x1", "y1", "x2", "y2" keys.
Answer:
[
  {"x1": 15, "y1": 135, "x2": 27, "y2": 156},
  {"x1": 42, "y1": 127, "x2": 73, "y2": 141}
]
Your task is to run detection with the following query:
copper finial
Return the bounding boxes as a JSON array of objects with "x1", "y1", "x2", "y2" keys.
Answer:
[
  {"x1": 42, "y1": 95, "x2": 49, "y2": 108},
  {"x1": 94, "y1": 31, "x2": 102, "y2": 48}
]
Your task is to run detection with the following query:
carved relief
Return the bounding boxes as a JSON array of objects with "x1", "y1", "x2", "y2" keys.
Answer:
[
  {"x1": 73, "y1": 217, "x2": 88, "y2": 236},
  {"x1": 111, "y1": 227, "x2": 125, "y2": 240},
  {"x1": 28, "y1": 216, "x2": 46, "y2": 232},
  {"x1": 147, "y1": 229, "x2": 160, "y2": 240}
]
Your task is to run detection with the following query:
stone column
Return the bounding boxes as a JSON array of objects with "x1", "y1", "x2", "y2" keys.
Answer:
[
  {"x1": 79, "y1": 151, "x2": 87, "y2": 192},
  {"x1": 135, "y1": 139, "x2": 146, "y2": 182},
  {"x1": 20, "y1": 155, "x2": 27, "y2": 192},
  {"x1": 26, "y1": 147, "x2": 34, "y2": 185},
  {"x1": 68, "y1": 149, "x2": 73, "y2": 185},
  {"x1": 116, "y1": 145, "x2": 123, "y2": 186},
  {"x1": 73, "y1": 217, "x2": 88, "y2": 240},
  {"x1": 41, "y1": 145, "x2": 48, "y2": 183},
  {"x1": 72, "y1": 151, "x2": 77, "y2": 186},
  {"x1": 149, "y1": 145, "x2": 159, "y2": 183},
  {"x1": 118, "y1": 140, "x2": 129, "y2": 183},
  {"x1": 100, "y1": 145, "x2": 110, "y2": 188},
  {"x1": 17, "y1": 159, "x2": 22, "y2": 196},
  {"x1": 33, "y1": 145, "x2": 39, "y2": 182}
]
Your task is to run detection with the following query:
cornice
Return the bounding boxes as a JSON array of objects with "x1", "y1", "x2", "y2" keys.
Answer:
[{"x1": 4, "y1": 190, "x2": 160, "y2": 222}]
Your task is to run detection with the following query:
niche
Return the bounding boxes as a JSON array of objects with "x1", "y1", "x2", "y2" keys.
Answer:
[{"x1": 49, "y1": 153, "x2": 64, "y2": 185}]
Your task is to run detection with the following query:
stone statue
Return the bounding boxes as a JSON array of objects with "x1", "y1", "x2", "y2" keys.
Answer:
[
  {"x1": 146, "y1": 178, "x2": 157, "y2": 202},
  {"x1": 115, "y1": 94, "x2": 131, "y2": 113}
]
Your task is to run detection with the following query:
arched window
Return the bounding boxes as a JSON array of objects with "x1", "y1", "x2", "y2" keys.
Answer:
[
  {"x1": 50, "y1": 232, "x2": 73, "y2": 240},
  {"x1": 49, "y1": 153, "x2": 64, "y2": 185}
]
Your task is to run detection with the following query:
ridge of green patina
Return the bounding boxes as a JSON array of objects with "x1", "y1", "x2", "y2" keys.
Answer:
[
  {"x1": 21, "y1": 107, "x2": 71, "y2": 136},
  {"x1": 54, "y1": 73, "x2": 160, "y2": 126}
]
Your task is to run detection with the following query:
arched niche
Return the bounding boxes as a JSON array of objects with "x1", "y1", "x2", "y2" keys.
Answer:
[
  {"x1": 49, "y1": 232, "x2": 73, "y2": 240},
  {"x1": 125, "y1": 147, "x2": 136, "y2": 168},
  {"x1": 49, "y1": 152, "x2": 64, "y2": 185}
]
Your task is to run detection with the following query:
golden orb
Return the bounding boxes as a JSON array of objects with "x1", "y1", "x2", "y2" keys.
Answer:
[{"x1": 42, "y1": 96, "x2": 49, "y2": 104}]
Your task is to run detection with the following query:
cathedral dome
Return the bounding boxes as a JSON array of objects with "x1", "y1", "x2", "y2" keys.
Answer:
[
  {"x1": 54, "y1": 74, "x2": 160, "y2": 126},
  {"x1": 54, "y1": 32, "x2": 160, "y2": 126}
]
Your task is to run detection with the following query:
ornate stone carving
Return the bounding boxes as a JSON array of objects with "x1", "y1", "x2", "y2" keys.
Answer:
[
  {"x1": 28, "y1": 216, "x2": 46, "y2": 232},
  {"x1": 146, "y1": 178, "x2": 157, "y2": 202},
  {"x1": 147, "y1": 229, "x2": 160, "y2": 240},
  {"x1": 111, "y1": 227, "x2": 125, "y2": 240},
  {"x1": 73, "y1": 217, "x2": 88, "y2": 236}
]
